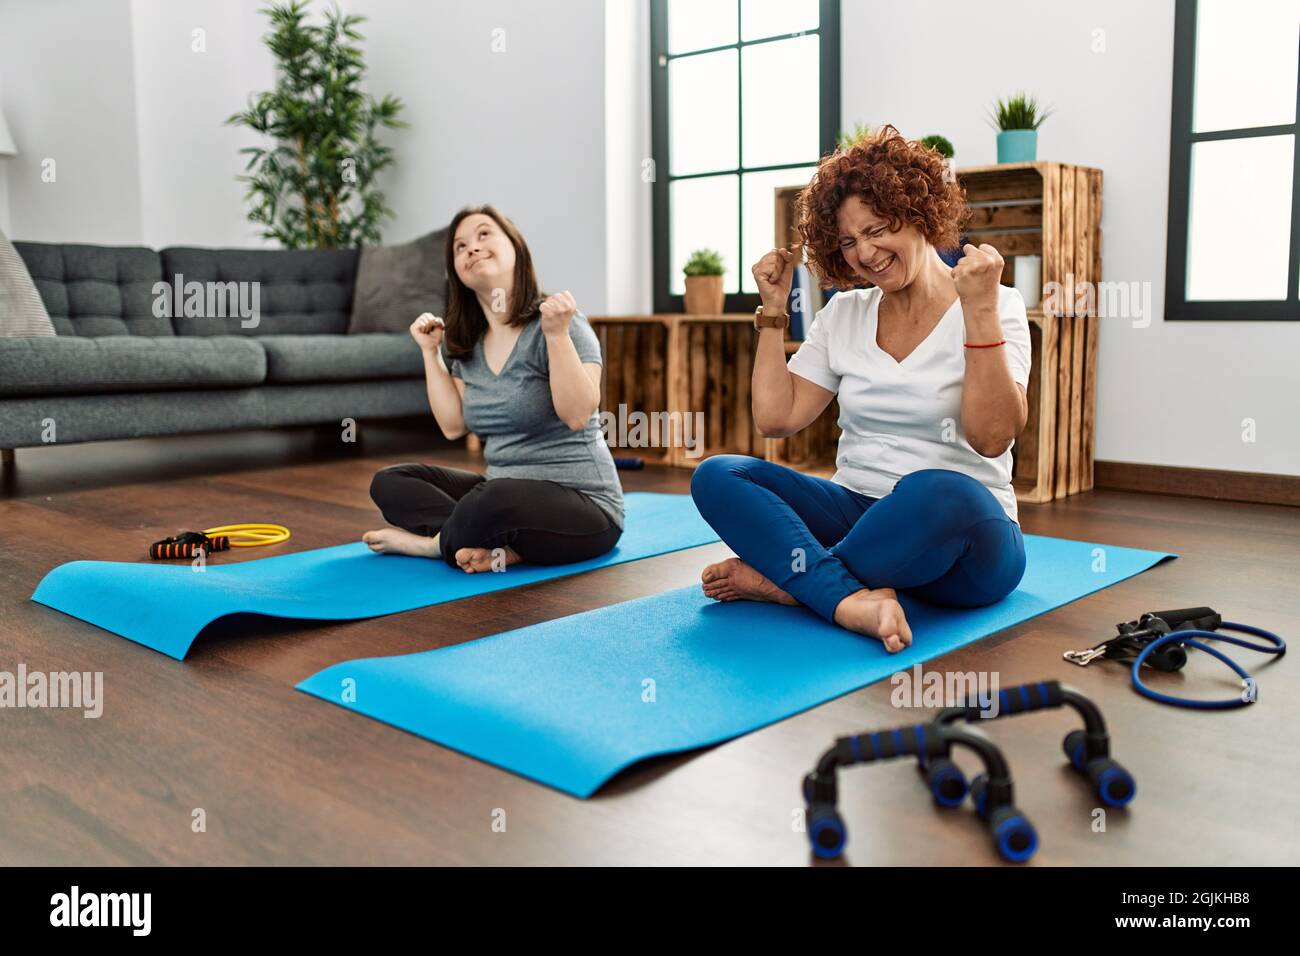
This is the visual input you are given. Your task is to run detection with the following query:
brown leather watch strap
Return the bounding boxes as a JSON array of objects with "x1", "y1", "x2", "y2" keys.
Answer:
[{"x1": 754, "y1": 305, "x2": 790, "y2": 329}]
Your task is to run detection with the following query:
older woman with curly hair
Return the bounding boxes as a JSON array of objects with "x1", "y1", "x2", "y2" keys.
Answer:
[{"x1": 690, "y1": 125, "x2": 1031, "y2": 652}]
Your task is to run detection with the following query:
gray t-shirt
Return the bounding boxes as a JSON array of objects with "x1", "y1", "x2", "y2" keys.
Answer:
[{"x1": 443, "y1": 313, "x2": 624, "y2": 528}]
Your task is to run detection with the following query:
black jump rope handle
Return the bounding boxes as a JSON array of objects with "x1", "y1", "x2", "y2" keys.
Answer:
[{"x1": 148, "y1": 532, "x2": 231, "y2": 560}]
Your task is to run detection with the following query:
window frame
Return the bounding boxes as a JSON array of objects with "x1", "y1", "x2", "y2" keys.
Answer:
[
  {"x1": 650, "y1": 0, "x2": 841, "y2": 314},
  {"x1": 1165, "y1": 0, "x2": 1300, "y2": 321}
]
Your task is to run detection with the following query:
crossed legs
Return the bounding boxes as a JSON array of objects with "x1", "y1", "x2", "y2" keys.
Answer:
[
  {"x1": 365, "y1": 463, "x2": 621, "y2": 573},
  {"x1": 690, "y1": 456, "x2": 1026, "y2": 652}
]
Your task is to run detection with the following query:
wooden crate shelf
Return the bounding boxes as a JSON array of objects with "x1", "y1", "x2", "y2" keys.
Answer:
[
  {"x1": 764, "y1": 339, "x2": 840, "y2": 474},
  {"x1": 966, "y1": 162, "x2": 1103, "y2": 503},
  {"x1": 590, "y1": 314, "x2": 760, "y2": 467},
  {"x1": 589, "y1": 316, "x2": 674, "y2": 465},
  {"x1": 591, "y1": 315, "x2": 839, "y2": 473}
]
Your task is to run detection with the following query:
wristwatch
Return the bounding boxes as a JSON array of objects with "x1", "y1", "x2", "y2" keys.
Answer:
[{"x1": 754, "y1": 304, "x2": 790, "y2": 330}]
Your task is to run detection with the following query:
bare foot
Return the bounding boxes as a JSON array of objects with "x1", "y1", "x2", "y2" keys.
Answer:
[
  {"x1": 700, "y1": 557, "x2": 798, "y2": 606},
  {"x1": 362, "y1": 527, "x2": 440, "y2": 558},
  {"x1": 833, "y1": 588, "x2": 913, "y2": 653},
  {"x1": 454, "y1": 545, "x2": 522, "y2": 574}
]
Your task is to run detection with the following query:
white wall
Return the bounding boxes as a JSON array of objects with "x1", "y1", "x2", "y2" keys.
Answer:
[
  {"x1": 0, "y1": 0, "x2": 145, "y2": 244},
  {"x1": 842, "y1": 0, "x2": 1300, "y2": 477},
  {"x1": 128, "y1": 0, "x2": 275, "y2": 248},
  {"x1": 0, "y1": 0, "x2": 614, "y2": 311},
  {"x1": 603, "y1": 0, "x2": 653, "y2": 314},
  {"x1": 344, "y1": 0, "x2": 610, "y2": 311}
]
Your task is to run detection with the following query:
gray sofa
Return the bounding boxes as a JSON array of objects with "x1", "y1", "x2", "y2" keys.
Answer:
[{"x1": 1, "y1": 242, "x2": 431, "y2": 458}]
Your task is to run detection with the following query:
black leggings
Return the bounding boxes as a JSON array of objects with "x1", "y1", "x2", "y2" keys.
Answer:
[{"x1": 369, "y1": 464, "x2": 622, "y2": 567}]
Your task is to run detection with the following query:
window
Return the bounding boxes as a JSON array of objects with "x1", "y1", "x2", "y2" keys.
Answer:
[
  {"x1": 651, "y1": 0, "x2": 841, "y2": 312},
  {"x1": 1166, "y1": 0, "x2": 1300, "y2": 320}
]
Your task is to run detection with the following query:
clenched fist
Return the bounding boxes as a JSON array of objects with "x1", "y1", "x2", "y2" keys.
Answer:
[
  {"x1": 410, "y1": 312, "x2": 445, "y2": 352},
  {"x1": 539, "y1": 290, "x2": 578, "y2": 336},
  {"x1": 752, "y1": 244, "x2": 801, "y2": 312},
  {"x1": 951, "y1": 243, "x2": 1004, "y2": 314}
]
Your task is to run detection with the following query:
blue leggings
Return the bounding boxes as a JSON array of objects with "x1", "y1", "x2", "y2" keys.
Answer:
[{"x1": 690, "y1": 456, "x2": 1026, "y2": 622}]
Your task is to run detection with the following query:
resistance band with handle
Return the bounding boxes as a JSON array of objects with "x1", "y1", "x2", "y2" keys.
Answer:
[{"x1": 1065, "y1": 607, "x2": 1285, "y2": 709}]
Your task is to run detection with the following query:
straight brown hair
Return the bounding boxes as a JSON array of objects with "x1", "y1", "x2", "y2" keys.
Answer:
[{"x1": 443, "y1": 205, "x2": 543, "y2": 361}]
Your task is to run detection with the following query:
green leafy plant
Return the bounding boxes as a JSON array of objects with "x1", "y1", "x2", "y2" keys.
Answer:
[
  {"x1": 920, "y1": 134, "x2": 955, "y2": 158},
  {"x1": 837, "y1": 122, "x2": 875, "y2": 149},
  {"x1": 227, "y1": 0, "x2": 407, "y2": 248},
  {"x1": 683, "y1": 248, "x2": 725, "y2": 277},
  {"x1": 989, "y1": 92, "x2": 1052, "y2": 131}
]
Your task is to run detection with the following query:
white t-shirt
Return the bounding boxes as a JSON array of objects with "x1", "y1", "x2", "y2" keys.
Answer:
[{"x1": 786, "y1": 285, "x2": 1032, "y2": 524}]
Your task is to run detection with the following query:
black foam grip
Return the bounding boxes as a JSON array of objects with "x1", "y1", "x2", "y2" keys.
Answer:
[
  {"x1": 837, "y1": 724, "x2": 932, "y2": 764},
  {"x1": 1153, "y1": 607, "x2": 1220, "y2": 631},
  {"x1": 964, "y1": 680, "x2": 1062, "y2": 719}
]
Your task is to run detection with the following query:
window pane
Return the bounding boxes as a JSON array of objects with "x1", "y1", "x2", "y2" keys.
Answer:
[
  {"x1": 741, "y1": 0, "x2": 818, "y2": 41},
  {"x1": 1186, "y1": 135, "x2": 1294, "y2": 300},
  {"x1": 670, "y1": 49, "x2": 739, "y2": 176},
  {"x1": 741, "y1": 35, "x2": 819, "y2": 169},
  {"x1": 1193, "y1": 0, "x2": 1300, "y2": 132},
  {"x1": 671, "y1": 175, "x2": 740, "y2": 295},
  {"x1": 741, "y1": 166, "x2": 816, "y2": 292},
  {"x1": 668, "y1": 0, "x2": 736, "y2": 54}
]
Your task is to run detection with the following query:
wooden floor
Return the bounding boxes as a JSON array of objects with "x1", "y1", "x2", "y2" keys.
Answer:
[{"x1": 1, "y1": 420, "x2": 1297, "y2": 866}]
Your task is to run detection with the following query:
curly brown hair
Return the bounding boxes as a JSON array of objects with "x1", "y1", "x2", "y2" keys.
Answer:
[{"x1": 796, "y1": 125, "x2": 966, "y2": 289}]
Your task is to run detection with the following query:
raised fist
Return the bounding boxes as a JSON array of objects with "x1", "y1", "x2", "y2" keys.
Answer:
[
  {"x1": 410, "y1": 312, "x2": 445, "y2": 352},
  {"x1": 951, "y1": 244, "x2": 1005, "y2": 314},
  {"x1": 539, "y1": 290, "x2": 578, "y2": 336},
  {"x1": 752, "y1": 244, "x2": 800, "y2": 312}
]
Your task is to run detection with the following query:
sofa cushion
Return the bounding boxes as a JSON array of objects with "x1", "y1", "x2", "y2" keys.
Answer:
[
  {"x1": 13, "y1": 241, "x2": 170, "y2": 337},
  {"x1": 1, "y1": 228, "x2": 56, "y2": 337},
  {"x1": 348, "y1": 228, "x2": 448, "y2": 334},
  {"x1": 160, "y1": 247, "x2": 359, "y2": 337},
  {"x1": 0, "y1": 335, "x2": 266, "y2": 397},
  {"x1": 257, "y1": 333, "x2": 424, "y2": 383}
]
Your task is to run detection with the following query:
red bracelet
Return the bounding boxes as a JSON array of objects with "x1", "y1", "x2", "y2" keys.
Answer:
[{"x1": 964, "y1": 340, "x2": 1006, "y2": 348}]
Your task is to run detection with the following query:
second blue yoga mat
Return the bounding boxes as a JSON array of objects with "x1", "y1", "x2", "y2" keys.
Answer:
[
  {"x1": 298, "y1": 535, "x2": 1176, "y2": 798},
  {"x1": 30, "y1": 492, "x2": 718, "y2": 660}
]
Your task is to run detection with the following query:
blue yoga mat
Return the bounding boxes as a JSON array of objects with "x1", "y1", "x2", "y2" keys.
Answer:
[
  {"x1": 298, "y1": 535, "x2": 1175, "y2": 797},
  {"x1": 30, "y1": 492, "x2": 719, "y2": 660}
]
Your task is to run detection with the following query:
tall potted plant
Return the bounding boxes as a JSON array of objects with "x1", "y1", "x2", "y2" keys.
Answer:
[
  {"x1": 227, "y1": 0, "x2": 407, "y2": 248},
  {"x1": 990, "y1": 93, "x2": 1050, "y2": 164},
  {"x1": 682, "y1": 249, "x2": 725, "y2": 315}
]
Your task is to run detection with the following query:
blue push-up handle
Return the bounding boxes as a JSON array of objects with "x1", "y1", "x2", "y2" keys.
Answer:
[
  {"x1": 804, "y1": 723, "x2": 1033, "y2": 863},
  {"x1": 924, "y1": 680, "x2": 1137, "y2": 811}
]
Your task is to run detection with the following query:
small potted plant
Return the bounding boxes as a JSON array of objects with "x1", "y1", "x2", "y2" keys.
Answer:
[
  {"x1": 920, "y1": 134, "x2": 956, "y2": 181},
  {"x1": 990, "y1": 93, "x2": 1050, "y2": 164},
  {"x1": 682, "y1": 248, "x2": 725, "y2": 315}
]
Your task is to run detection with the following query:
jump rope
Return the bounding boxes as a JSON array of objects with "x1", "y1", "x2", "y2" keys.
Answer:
[{"x1": 148, "y1": 523, "x2": 290, "y2": 560}]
